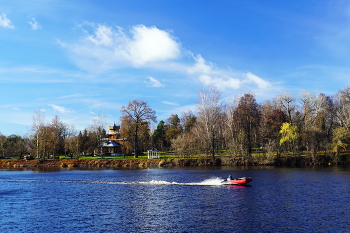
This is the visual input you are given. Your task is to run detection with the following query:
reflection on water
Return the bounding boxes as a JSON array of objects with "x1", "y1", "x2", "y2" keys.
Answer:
[{"x1": 0, "y1": 166, "x2": 349, "y2": 232}]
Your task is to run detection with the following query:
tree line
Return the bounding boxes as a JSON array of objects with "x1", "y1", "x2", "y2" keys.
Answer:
[{"x1": 1, "y1": 86, "x2": 350, "y2": 164}]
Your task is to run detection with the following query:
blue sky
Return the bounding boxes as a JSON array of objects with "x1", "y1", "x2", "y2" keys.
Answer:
[{"x1": 1, "y1": 0, "x2": 349, "y2": 136}]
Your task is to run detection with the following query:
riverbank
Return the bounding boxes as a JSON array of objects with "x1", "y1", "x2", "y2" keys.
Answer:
[
  {"x1": 0, "y1": 158, "x2": 219, "y2": 169},
  {"x1": 1, "y1": 155, "x2": 348, "y2": 169}
]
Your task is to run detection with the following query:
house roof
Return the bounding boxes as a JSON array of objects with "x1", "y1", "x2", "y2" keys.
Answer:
[
  {"x1": 147, "y1": 148, "x2": 159, "y2": 152},
  {"x1": 101, "y1": 140, "x2": 120, "y2": 147}
]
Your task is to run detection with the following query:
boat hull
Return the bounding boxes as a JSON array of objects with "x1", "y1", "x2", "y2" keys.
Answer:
[{"x1": 221, "y1": 177, "x2": 253, "y2": 185}]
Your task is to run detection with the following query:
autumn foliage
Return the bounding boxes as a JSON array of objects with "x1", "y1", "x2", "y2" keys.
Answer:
[{"x1": 2, "y1": 87, "x2": 350, "y2": 165}]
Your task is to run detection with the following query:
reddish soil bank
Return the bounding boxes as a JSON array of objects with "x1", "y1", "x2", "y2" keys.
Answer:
[{"x1": 0, "y1": 158, "x2": 225, "y2": 169}]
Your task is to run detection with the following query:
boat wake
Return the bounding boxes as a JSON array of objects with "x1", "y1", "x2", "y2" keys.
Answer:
[
  {"x1": 2, "y1": 177, "x2": 225, "y2": 186},
  {"x1": 139, "y1": 177, "x2": 224, "y2": 186}
]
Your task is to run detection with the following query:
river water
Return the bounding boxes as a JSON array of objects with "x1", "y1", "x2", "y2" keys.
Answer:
[{"x1": 0, "y1": 166, "x2": 349, "y2": 233}]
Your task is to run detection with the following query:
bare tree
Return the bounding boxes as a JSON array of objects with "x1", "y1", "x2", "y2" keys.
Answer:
[
  {"x1": 330, "y1": 87, "x2": 350, "y2": 161},
  {"x1": 225, "y1": 99, "x2": 240, "y2": 157},
  {"x1": 120, "y1": 100, "x2": 156, "y2": 158},
  {"x1": 334, "y1": 87, "x2": 350, "y2": 130},
  {"x1": 88, "y1": 112, "x2": 107, "y2": 157},
  {"x1": 32, "y1": 109, "x2": 46, "y2": 161},
  {"x1": 195, "y1": 87, "x2": 224, "y2": 159},
  {"x1": 276, "y1": 92, "x2": 297, "y2": 124},
  {"x1": 63, "y1": 125, "x2": 77, "y2": 158},
  {"x1": 171, "y1": 132, "x2": 201, "y2": 158},
  {"x1": 299, "y1": 91, "x2": 326, "y2": 163},
  {"x1": 170, "y1": 111, "x2": 198, "y2": 158}
]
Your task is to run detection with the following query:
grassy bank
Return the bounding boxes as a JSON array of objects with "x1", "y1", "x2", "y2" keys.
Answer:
[{"x1": 1, "y1": 152, "x2": 349, "y2": 169}]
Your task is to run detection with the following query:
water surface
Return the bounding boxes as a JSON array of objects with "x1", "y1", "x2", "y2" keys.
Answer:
[{"x1": 0, "y1": 166, "x2": 349, "y2": 232}]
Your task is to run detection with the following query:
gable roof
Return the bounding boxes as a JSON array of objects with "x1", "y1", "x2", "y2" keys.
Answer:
[{"x1": 101, "y1": 140, "x2": 120, "y2": 147}]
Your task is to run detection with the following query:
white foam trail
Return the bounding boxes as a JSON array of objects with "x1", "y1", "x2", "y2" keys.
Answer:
[
  {"x1": 198, "y1": 177, "x2": 224, "y2": 185},
  {"x1": 138, "y1": 177, "x2": 223, "y2": 186},
  {"x1": 3, "y1": 178, "x2": 225, "y2": 186},
  {"x1": 140, "y1": 180, "x2": 180, "y2": 185}
]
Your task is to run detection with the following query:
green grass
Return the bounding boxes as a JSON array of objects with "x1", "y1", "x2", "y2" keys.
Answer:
[{"x1": 5, "y1": 150, "x2": 344, "y2": 161}]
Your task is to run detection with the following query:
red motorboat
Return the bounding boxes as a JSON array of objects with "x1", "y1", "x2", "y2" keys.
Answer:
[{"x1": 221, "y1": 177, "x2": 252, "y2": 185}]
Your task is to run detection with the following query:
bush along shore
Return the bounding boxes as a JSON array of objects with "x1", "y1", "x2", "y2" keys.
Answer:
[{"x1": 0, "y1": 155, "x2": 349, "y2": 169}]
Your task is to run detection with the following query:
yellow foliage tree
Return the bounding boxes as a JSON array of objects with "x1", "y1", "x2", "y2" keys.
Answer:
[
  {"x1": 332, "y1": 127, "x2": 350, "y2": 153},
  {"x1": 279, "y1": 122, "x2": 299, "y2": 145},
  {"x1": 279, "y1": 122, "x2": 299, "y2": 156}
]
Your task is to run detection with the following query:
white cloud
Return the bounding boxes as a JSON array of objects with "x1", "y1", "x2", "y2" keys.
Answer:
[
  {"x1": 63, "y1": 22, "x2": 273, "y2": 93},
  {"x1": 48, "y1": 104, "x2": 74, "y2": 114},
  {"x1": 188, "y1": 54, "x2": 271, "y2": 91},
  {"x1": 187, "y1": 55, "x2": 213, "y2": 74},
  {"x1": 198, "y1": 74, "x2": 241, "y2": 89},
  {"x1": 188, "y1": 55, "x2": 241, "y2": 90},
  {"x1": 87, "y1": 24, "x2": 114, "y2": 46},
  {"x1": 27, "y1": 17, "x2": 41, "y2": 30},
  {"x1": 146, "y1": 77, "x2": 164, "y2": 87},
  {"x1": 55, "y1": 38, "x2": 66, "y2": 47},
  {"x1": 59, "y1": 94, "x2": 84, "y2": 99},
  {"x1": 170, "y1": 104, "x2": 197, "y2": 114},
  {"x1": 66, "y1": 23, "x2": 181, "y2": 72},
  {"x1": 243, "y1": 72, "x2": 271, "y2": 89},
  {"x1": 128, "y1": 25, "x2": 180, "y2": 66},
  {"x1": 0, "y1": 13, "x2": 14, "y2": 29},
  {"x1": 162, "y1": 101, "x2": 178, "y2": 106}
]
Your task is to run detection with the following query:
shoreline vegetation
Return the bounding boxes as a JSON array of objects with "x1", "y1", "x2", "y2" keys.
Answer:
[
  {"x1": 1, "y1": 153, "x2": 349, "y2": 169},
  {"x1": 3, "y1": 87, "x2": 350, "y2": 167}
]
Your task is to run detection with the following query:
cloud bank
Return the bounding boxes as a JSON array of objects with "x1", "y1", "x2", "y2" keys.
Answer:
[{"x1": 62, "y1": 23, "x2": 272, "y2": 92}]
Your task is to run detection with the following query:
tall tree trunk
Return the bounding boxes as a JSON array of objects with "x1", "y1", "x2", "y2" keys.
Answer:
[{"x1": 134, "y1": 126, "x2": 139, "y2": 158}]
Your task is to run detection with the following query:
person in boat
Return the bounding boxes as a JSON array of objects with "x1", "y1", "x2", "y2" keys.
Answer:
[{"x1": 227, "y1": 174, "x2": 233, "y2": 181}]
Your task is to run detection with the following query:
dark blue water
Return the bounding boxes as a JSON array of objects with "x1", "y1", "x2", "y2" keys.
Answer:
[{"x1": 0, "y1": 166, "x2": 349, "y2": 232}]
